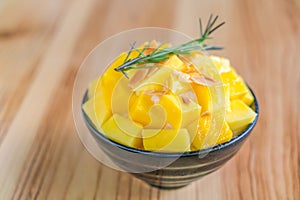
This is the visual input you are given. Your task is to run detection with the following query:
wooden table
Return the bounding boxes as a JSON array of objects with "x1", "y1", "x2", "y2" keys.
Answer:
[{"x1": 0, "y1": 0, "x2": 299, "y2": 199}]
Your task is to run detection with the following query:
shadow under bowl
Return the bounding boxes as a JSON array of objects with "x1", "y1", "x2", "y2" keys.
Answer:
[{"x1": 82, "y1": 87, "x2": 259, "y2": 189}]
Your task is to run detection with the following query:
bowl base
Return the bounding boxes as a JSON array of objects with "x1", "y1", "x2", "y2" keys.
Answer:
[{"x1": 148, "y1": 183, "x2": 190, "y2": 190}]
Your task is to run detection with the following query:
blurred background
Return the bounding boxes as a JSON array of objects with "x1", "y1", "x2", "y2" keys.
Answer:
[{"x1": 0, "y1": 0, "x2": 299, "y2": 199}]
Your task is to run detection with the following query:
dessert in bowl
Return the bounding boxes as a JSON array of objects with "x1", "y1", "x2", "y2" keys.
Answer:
[{"x1": 77, "y1": 16, "x2": 259, "y2": 189}]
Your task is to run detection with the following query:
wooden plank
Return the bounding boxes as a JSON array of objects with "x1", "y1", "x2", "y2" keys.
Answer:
[{"x1": 0, "y1": 0, "x2": 96, "y2": 198}]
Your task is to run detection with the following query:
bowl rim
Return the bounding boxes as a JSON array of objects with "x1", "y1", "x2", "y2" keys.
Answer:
[{"x1": 82, "y1": 86, "x2": 259, "y2": 158}]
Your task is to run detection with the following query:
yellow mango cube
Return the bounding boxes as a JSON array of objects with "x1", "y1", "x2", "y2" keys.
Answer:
[
  {"x1": 142, "y1": 129, "x2": 190, "y2": 152},
  {"x1": 191, "y1": 115, "x2": 233, "y2": 150},
  {"x1": 134, "y1": 67, "x2": 173, "y2": 91},
  {"x1": 146, "y1": 104, "x2": 167, "y2": 129},
  {"x1": 169, "y1": 74, "x2": 193, "y2": 94},
  {"x1": 180, "y1": 98, "x2": 201, "y2": 128},
  {"x1": 82, "y1": 92, "x2": 111, "y2": 130},
  {"x1": 129, "y1": 93, "x2": 153, "y2": 126},
  {"x1": 186, "y1": 119, "x2": 199, "y2": 143},
  {"x1": 192, "y1": 83, "x2": 229, "y2": 115},
  {"x1": 88, "y1": 78, "x2": 101, "y2": 99},
  {"x1": 226, "y1": 100, "x2": 257, "y2": 133},
  {"x1": 135, "y1": 84, "x2": 164, "y2": 95},
  {"x1": 164, "y1": 54, "x2": 186, "y2": 71},
  {"x1": 96, "y1": 54, "x2": 125, "y2": 107},
  {"x1": 101, "y1": 114, "x2": 143, "y2": 149},
  {"x1": 111, "y1": 76, "x2": 134, "y2": 115},
  {"x1": 158, "y1": 94, "x2": 182, "y2": 129},
  {"x1": 221, "y1": 69, "x2": 249, "y2": 99},
  {"x1": 222, "y1": 84, "x2": 231, "y2": 112},
  {"x1": 210, "y1": 55, "x2": 231, "y2": 74},
  {"x1": 191, "y1": 83, "x2": 212, "y2": 113},
  {"x1": 241, "y1": 87, "x2": 254, "y2": 106},
  {"x1": 216, "y1": 121, "x2": 233, "y2": 144},
  {"x1": 130, "y1": 93, "x2": 182, "y2": 129},
  {"x1": 100, "y1": 47, "x2": 145, "y2": 110}
]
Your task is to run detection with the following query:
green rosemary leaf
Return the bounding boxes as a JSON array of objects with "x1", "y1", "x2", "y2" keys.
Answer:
[
  {"x1": 114, "y1": 15, "x2": 225, "y2": 78},
  {"x1": 137, "y1": 45, "x2": 147, "y2": 57},
  {"x1": 199, "y1": 18, "x2": 203, "y2": 37},
  {"x1": 121, "y1": 70, "x2": 129, "y2": 78},
  {"x1": 209, "y1": 21, "x2": 225, "y2": 35},
  {"x1": 124, "y1": 41, "x2": 136, "y2": 63},
  {"x1": 133, "y1": 65, "x2": 154, "y2": 69},
  {"x1": 150, "y1": 42, "x2": 167, "y2": 55}
]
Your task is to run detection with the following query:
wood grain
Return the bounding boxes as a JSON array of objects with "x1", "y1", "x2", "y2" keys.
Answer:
[{"x1": 0, "y1": 0, "x2": 299, "y2": 199}]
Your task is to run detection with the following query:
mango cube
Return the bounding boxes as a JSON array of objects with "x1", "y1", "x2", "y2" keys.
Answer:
[
  {"x1": 97, "y1": 54, "x2": 124, "y2": 107},
  {"x1": 186, "y1": 119, "x2": 199, "y2": 143},
  {"x1": 158, "y1": 94, "x2": 182, "y2": 129},
  {"x1": 169, "y1": 74, "x2": 192, "y2": 94},
  {"x1": 135, "y1": 84, "x2": 164, "y2": 95},
  {"x1": 130, "y1": 93, "x2": 182, "y2": 129},
  {"x1": 101, "y1": 114, "x2": 143, "y2": 148},
  {"x1": 129, "y1": 93, "x2": 153, "y2": 126},
  {"x1": 216, "y1": 121, "x2": 233, "y2": 144},
  {"x1": 191, "y1": 83, "x2": 212, "y2": 113},
  {"x1": 210, "y1": 55, "x2": 231, "y2": 74},
  {"x1": 100, "y1": 47, "x2": 146, "y2": 110},
  {"x1": 134, "y1": 67, "x2": 173, "y2": 91},
  {"x1": 191, "y1": 115, "x2": 233, "y2": 150},
  {"x1": 83, "y1": 93, "x2": 111, "y2": 130},
  {"x1": 164, "y1": 54, "x2": 186, "y2": 71},
  {"x1": 241, "y1": 87, "x2": 254, "y2": 106},
  {"x1": 221, "y1": 69, "x2": 249, "y2": 99},
  {"x1": 180, "y1": 98, "x2": 201, "y2": 128},
  {"x1": 111, "y1": 76, "x2": 134, "y2": 115},
  {"x1": 88, "y1": 78, "x2": 101, "y2": 99},
  {"x1": 222, "y1": 84, "x2": 231, "y2": 112},
  {"x1": 142, "y1": 129, "x2": 190, "y2": 152},
  {"x1": 226, "y1": 100, "x2": 257, "y2": 133},
  {"x1": 146, "y1": 104, "x2": 167, "y2": 129}
]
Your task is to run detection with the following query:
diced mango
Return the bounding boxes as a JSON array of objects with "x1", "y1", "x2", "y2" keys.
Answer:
[
  {"x1": 129, "y1": 93, "x2": 153, "y2": 126},
  {"x1": 210, "y1": 55, "x2": 231, "y2": 74},
  {"x1": 129, "y1": 93, "x2": 182, "y2": 129},
  {"x1": 216, "y1": 121, "x2": 233, "y2": 144},
  {"x1": 142, "y1": 129, "x2": 190, "y2": 152},
  {"x1": 83, "y1": 92, "x2": 111, "y2": 130},
  {"x1": 186, "y1": 119, "x2": 199, "y2": 143},
  {"x1": 84, "y1": 43, "x2": 258, "y2": 152},
  {"x1": 169, "y1": 74, "x2": 192, "y2": 94},
  {"x1": 180, "y1": 98, "x2": 201, "y2": 128},
  {"x1": 88, "y1": 78, "x2": 100, "y2": 99},
  {"x1": 100, "y1": 45, "x2": 146, "y2": 110},
  {"x1": 135, "y1": 84, "x2": 165, "y2": 95},
  {"x1": 241, "y1": 87, "x2": 254, "y2": 106},
  {"x1": 191, "y1": 115, "x2": 233, "y2": 150},
  {"x1": 191, "y1": 83, "x2": 212, "y2": 113},
  {"x1": 146, "y1": 104, "x2": 167, "y2": 129},
  {"x1": 188, "y1": 52, "x2": 223, "y2": 83},
  {"x1": 134, "y1": 67, "x2": 173, "y2": 91},
  {"x1": 192, "y1": 83, "x2": 228, "y2": 115},
  {"x1": 191, "y1": 115, "x2": 210, "y2": 149},
  {"x1": 226, "y1": 100, "x2": 257, "y2": 133},
  {"x1": 223, "y1": 83, "x2": 231, "y2": 112},
  {"x1": 111, "y1": 76, "x2": 133, "y2": 115},
  {"x1": 96, "y1": 54, "x2": 125, "y2": 108},
  {"x1": 159, "y1": 94, "x2": 182, "y2": 129},
  {"x1": 101, "y1": 114, "x2": 143, "y2": 148},
  {"x1": 221, "y1": 69, "x2": 249, "y2": 99},
  {"x1": 163, "y1": 54, "x2": 186, "y2": 71}
]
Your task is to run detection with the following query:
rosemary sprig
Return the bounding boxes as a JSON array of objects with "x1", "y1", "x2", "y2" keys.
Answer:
[{"x1": 114, "y1": 15, "x2": 225, "y2": 77}]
